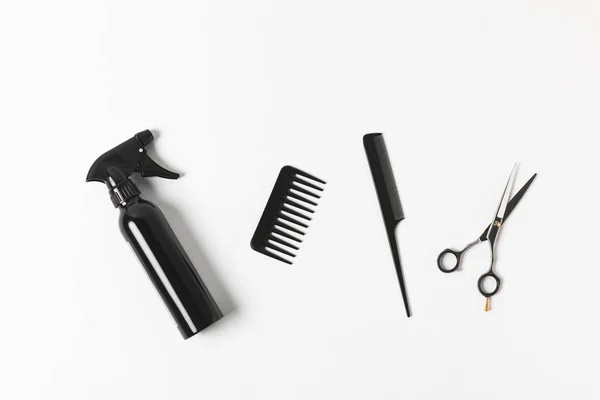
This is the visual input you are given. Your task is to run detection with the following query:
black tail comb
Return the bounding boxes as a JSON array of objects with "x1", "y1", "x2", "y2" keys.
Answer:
[
  {"x1": 364, "y1": 133, "x2": 411, "y2": 318},
  {"x1": 251, "y1": 166, "x2": 326, "y2": 265}
]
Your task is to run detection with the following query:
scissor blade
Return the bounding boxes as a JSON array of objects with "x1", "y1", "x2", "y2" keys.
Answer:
[
  {"x1": 504, "y1": 173, "x2": 537, "y2": 220},
  {"x1": 478, "y1": 171, "x2": 536, "y2": 240},
  {"x1": 494, "y1": 164, "x2": 518, "y2": 221}
]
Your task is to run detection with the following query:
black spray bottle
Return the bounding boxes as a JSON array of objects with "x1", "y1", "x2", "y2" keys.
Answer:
[{"x1": 86, "y1": 130, "x2": 223, "y2": 339}]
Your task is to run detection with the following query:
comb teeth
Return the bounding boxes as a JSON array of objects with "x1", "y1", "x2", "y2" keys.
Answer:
[{"x1": 251, "y1": 166, "x2": 326, "y2": 265}]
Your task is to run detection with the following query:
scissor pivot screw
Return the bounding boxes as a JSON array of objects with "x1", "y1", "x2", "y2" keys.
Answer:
[{"x1": 494, "y1": 221, "x2": 501, "y2": 227}]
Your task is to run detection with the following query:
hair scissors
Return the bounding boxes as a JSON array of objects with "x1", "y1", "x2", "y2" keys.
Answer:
[{"x1": 437, "y1": 164, "x2": 537, "y2": 310}]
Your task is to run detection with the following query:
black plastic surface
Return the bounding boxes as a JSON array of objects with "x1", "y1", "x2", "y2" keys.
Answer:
[
  {"x1": 86, "y1": 130, "x2": 179, "y2": 184},
  {"x1": 363, "y1": 133, "x2": 411, "y2": 318},
  {"x1": 121, "y1": 196, "x2": 223, "y2": 339},
  {"x1": 250, "y1": 166, "x2": 326, "y2": 265},
  {"x1": 86, "y1": 130, "x2": 222, "y2": 339}
]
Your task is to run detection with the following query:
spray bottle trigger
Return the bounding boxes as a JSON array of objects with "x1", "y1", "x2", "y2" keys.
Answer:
[{"x1": 135, "y1": 154, "x2": 180, "y2": 179}]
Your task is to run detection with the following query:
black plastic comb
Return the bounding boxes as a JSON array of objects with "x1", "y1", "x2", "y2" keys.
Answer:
[
  {"x1": 251, "y1": 166, "x2": 326, "y2": 264},
  {"x1": 364, "y1": 133, "x2": 411, "y2": 318}
]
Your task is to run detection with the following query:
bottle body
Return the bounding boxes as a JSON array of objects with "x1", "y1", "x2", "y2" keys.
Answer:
[{"x1": 119, "y1": 196, "x2": 223, "y2": 339}]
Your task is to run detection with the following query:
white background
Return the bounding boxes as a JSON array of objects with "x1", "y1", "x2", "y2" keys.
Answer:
[{"x1": 1, "y1": 1, "x2": 599, "y2": 399}]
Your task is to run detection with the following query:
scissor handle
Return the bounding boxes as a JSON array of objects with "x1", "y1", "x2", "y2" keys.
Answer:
[
  {"x1": 437, "y1": 248, "x2": 463, "y2": 273},
  {"x1": 477, "y1": 270, "x2": 501, "y2": 297}
]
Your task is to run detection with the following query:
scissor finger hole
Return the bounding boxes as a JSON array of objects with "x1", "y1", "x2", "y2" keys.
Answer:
[
  {"x1": 481, "y1": 276, "x2": 498, "y2": 293},
  {"x1": 478, "y1": 274, "x2": 500, "y2": 296},
  {"x1": 440, "y1": 253, "x2": 458, "y2": 270},
  {"x1": 438, "y1": 249, "x2": 461, "y2": 273}
]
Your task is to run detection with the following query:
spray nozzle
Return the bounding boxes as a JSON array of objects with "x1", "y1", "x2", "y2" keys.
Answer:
[{"x1": 86, "y1": 130, "x2": 180, "y2": 185}]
